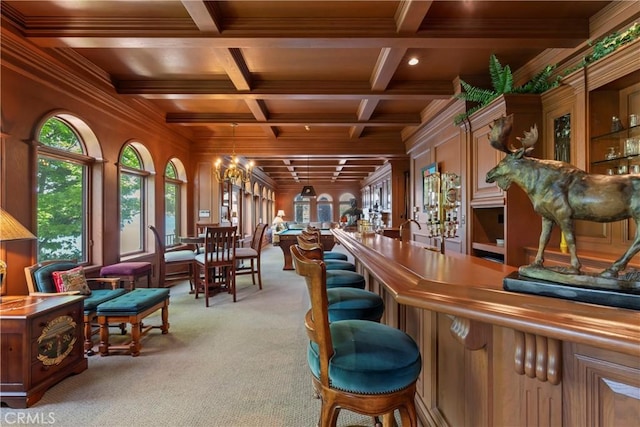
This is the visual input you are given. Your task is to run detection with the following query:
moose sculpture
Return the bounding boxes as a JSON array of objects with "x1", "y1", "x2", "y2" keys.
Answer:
[{"x1": 486, "y1": 115, "x2": 640, "y2": 287}]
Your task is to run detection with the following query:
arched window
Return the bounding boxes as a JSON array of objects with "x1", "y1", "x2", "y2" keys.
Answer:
[
  {"x1": 339, "y1": 193, "x2": 356, "y2": 220},
  {"x1": 164, "y1": 158, "x2": 186, "y2": 247},
  {"x1": 119, "y1": 144, "x2": 151, "y2": 255},
  {"x1": 316, "y1": 193, "x2": 333, "y2": 223},
  {"x1": 294, "y1": 194, "x2": 310, "y2": 223},
  {"x1": 37, "y1": 117, "x2": 92, "y2": 262}
]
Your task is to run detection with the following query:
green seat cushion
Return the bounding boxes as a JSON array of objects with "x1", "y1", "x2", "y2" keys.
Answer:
[
  {"x1": 327, "y1": 288, "x2": 384, "y2": 322},
  {"x1": 308, "y1": 319, "x2": 421, "y2": 394},
  {"x1": 326, "y1": 270, "x2": 365, "y2": 289},
  {"x1": 96, "y1": 289, "x2": 170, "y2": 315},
  {"x1": 83, "y1": 289, "x2": 128, "y2": 312},
  {"x1": 324, "y1": 259, "x2": 356, "y2": 271},
  {"x1": 323, "y1": 252, "x2": 348, "y2": 261}
]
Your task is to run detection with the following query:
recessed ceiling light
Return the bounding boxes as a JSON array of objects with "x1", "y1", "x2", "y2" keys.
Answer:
[
  {"x1": 408, "y1": 57, "x2": 419, "y2": 66},
  {"x1": 305, "y1": 125, "x2": 311, "y2": 131}
]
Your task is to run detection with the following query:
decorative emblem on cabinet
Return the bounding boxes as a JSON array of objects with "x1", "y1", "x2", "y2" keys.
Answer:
[
  {"x1": 37, "y1": 315, "x2": 77, "y2": 366},
  {"x1": 513, "y1": 330, "x2": 561, "y2": 385}
]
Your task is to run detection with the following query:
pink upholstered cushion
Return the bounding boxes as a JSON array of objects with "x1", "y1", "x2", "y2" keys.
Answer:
[{"x1": 51, "y1": 269, "x2": 67, "y2": 293}]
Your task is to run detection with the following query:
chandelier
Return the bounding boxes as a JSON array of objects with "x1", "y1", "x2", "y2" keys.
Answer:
[{"x1": 214, "y1": 123, "x2": 254, "y2": 184}]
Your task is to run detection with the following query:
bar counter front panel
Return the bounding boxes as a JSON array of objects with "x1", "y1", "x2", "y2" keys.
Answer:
[{"x1": 331, "y1": 229, "x2": 640, "y2": 427}]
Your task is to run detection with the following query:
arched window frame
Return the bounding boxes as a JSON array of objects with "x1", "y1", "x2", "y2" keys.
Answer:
[
  {"x1": 119, "y1": 142, "x2": 154, "y2": 256},
  {"x1": 316, "y1": 193, "x2": 333, "y2": 223},
  {"x1": 164, "y1": 158, "x2": 187, "y2": 247},
  {"x1": 294, "y1": 194, "x2": 310, "y2": 223},
  {"x1": 339, "y1": 193, "x2": 356, "y2": 220},
  {"x1": 36, "y1": 114, "x2": 102, "y2": 264}
]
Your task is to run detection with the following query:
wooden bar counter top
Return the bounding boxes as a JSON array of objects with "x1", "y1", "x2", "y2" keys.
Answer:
[{"x1": 332, "y1": 228, "x2": 640, "y2": 427}]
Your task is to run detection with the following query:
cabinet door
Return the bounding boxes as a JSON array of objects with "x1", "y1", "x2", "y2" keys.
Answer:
[
  {"x1": 563, "y1": 342, "x2": 640, "y2": 427},
  {"x1": 471, "y1": 122, "x2": 504, "y2": 201}
]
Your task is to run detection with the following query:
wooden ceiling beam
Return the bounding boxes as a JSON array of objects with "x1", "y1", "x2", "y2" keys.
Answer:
[
  {"x1": 167, "y1": 113, "x2": 421, "y2": 126},
  {"x1": 180, "y1": 0, "x2": 221, "y2": 33},
  {"x1": 118, "y1": 80, "x2": 453, "y2": 98}
]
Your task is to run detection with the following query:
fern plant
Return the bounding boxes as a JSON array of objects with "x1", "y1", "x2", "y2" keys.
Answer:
[{"x1": 453, "y1": 55, "x2": 558, "y2": 125}]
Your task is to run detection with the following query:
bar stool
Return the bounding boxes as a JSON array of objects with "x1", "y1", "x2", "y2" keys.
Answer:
[{"x1": 100, "y1": 261, "x2": 152, "y2": 290}]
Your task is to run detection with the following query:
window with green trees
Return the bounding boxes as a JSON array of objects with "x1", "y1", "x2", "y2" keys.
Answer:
[
  {"x1": 120, "y1": 145, "x2": 147, "y2": 255},
  {"x1": 37, "y1": 117, "x2": 89, "y2": 262},
  {"x1": 164, "y1": 160, "x2": 181, "y2": 246}
]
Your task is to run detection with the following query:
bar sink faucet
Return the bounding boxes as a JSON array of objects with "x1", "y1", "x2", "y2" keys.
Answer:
[{"x1": 399, "y1": 219, "x2": 421, "y2": 242}]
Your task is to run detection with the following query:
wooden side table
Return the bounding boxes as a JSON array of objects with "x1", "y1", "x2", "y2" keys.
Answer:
[{"x1": 1, "y1": 295, "x2": 88, "y2": 408}]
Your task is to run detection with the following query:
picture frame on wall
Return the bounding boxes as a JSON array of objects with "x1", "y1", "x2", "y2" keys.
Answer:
[{"x1": 422, "y1": 162, "x2": 438, "y2": 213}]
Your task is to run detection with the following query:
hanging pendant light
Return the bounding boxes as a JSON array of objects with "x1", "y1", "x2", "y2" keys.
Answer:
[
  {"x1": 301, "y1": 156, "x2": 316, "y2": 197},
  {"x1": 214, "y1": 123, "x2": 254, "y2": 184}
]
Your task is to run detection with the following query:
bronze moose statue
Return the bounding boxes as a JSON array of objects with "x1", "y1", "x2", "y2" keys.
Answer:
[{"x1": 486, "y1": 115, "x2": 640, "y2": 284}]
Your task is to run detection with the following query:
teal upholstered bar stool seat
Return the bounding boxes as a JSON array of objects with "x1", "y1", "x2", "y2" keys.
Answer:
[
  {"x1": 290, "y1": 245, "x2": 421, "y2": 427},
  {"x1": 325, "y1": 270, "x2": 366, "y2": 289},
  {"x1": 292, "y1": 245, "x2": 384, "y2": 323},
  {"x1": 326, "y1": 287, "x2": 384, "y2": 322}
]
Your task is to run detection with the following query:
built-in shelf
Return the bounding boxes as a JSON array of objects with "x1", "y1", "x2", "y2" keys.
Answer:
[{"x1": 472, "y1": 242, "x2": 505, "y2": 255}]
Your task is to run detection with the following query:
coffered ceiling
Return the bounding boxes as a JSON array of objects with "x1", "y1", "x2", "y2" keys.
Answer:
[{"x1": 1, "y1": 0, "x2": 620, "y2": 186}]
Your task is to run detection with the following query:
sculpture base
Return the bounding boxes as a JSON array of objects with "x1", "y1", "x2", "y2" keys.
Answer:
[{"x1": 503, "y1": 271, "x2": 640, "y2": 311}]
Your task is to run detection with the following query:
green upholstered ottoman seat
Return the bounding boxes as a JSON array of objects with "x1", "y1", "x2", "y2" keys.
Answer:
[
  {"x1": 96, "y1": 288, "x2": 170, "y2": 357},
  {"x1": 325, "y1": 270, "x2": 366, "y2": 289},
  {"x1": 100, "y1": 261, "x2": 152, "y2": 290},
  {"x1": 327, "y1": 288, "x2": 384, "y2": 322}
]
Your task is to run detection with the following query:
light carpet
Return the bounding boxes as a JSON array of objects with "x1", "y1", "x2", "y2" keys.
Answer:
[{"x1": 1, "y1": 246, "x2": 378, "y2": 427}]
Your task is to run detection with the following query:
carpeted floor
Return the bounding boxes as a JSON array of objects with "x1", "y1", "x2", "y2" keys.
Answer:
[{"x1": 1, "y1": 246, "x2": 377, "y2": 427}]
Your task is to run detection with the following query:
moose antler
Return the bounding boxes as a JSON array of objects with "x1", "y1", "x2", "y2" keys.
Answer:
[
  {"x1": 488, "y1": 114, "x2": 514, "y2": 153},
  {"x1": 514, "y1": 124, "x2": 538, "y2": 155}
]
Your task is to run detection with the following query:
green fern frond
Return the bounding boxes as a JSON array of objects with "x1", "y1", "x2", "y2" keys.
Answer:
[
  {"x1": 515, "y1": 64, "x2": 559, "y2": 94},
  {"x1": 457, "y1": 80, "x2": 497, "y2": 103},
  {"x1": 489, "y1": 54, "x2": 513, "y2": 94}
]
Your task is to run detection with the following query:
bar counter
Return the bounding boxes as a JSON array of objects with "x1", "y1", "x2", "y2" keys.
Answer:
[{"x1": 332, "y1": 228, "x2": 640, "y2": 427}]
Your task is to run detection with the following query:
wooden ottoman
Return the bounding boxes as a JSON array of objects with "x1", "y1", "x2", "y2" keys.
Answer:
[
  {"x1": 100, "y1": 262, "x2": 152, "y2": 290},
  {"x1": 96, "y1": 288, "x2": 170, "y2": 357}
]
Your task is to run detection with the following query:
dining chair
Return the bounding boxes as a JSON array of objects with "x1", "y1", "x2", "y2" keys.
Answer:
[
  {"x1": 194, "y1": 226, "x2": 237, "y2": 307},
  {"x1": 235, "y1": 223, "x2": 268, "y2": 290},
  {"x1": 149, "y1": 225, "x2": 196, "y2": 290},
  {"x1": 290, "y1": 245, "x2": 421, "y2": 427}
]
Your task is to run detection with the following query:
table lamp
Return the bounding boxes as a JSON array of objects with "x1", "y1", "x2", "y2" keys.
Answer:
[
  {"x1": 277, "y1": 210, "x2": 285, "y2": 218},
  {"x1": 0, "y1": 207, "x2": 37, "y2": 294}
]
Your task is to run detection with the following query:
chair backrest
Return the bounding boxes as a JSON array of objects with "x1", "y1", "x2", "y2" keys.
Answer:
[
  {"x1": 196, "y1": 222, "x2": 219, "y2": 236},
  {"x1": 290, "y1": 244, "x2": 333, "y2": 385},
  {"x1": 24, "y1": 260, "x2": 79, "y2": 294},
  {"x1": 148, "y1": 225, "x2": 166, "y2": 282},
  {"x1": 203, "y1": 226, "x2": 237, "y2": 265},
  {"x1": 249, "y1": 223, "x2": 268, "y2": 251},
  {"x1": 296, "y1": 235, "x2": 324, "y2": 254}
]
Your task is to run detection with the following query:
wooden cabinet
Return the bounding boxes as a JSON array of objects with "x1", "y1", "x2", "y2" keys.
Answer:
[
  {"x1": 1, "y1": 295, "x2": 88, "y2": 408},
  {"x1": 467, "y1": 94, "x2": 543, "y2": 266}
]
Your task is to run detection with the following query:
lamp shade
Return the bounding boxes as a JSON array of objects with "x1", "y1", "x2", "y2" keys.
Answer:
[
  {"x1": 277, "y1": 210, "x2": 285, "y2": 217},
  {"x1": 0, "y1": 208, "x2": 37, "y2": 242},
  {"x1": 301, "y1": 185, "x2": 317, "y2": 198}
]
